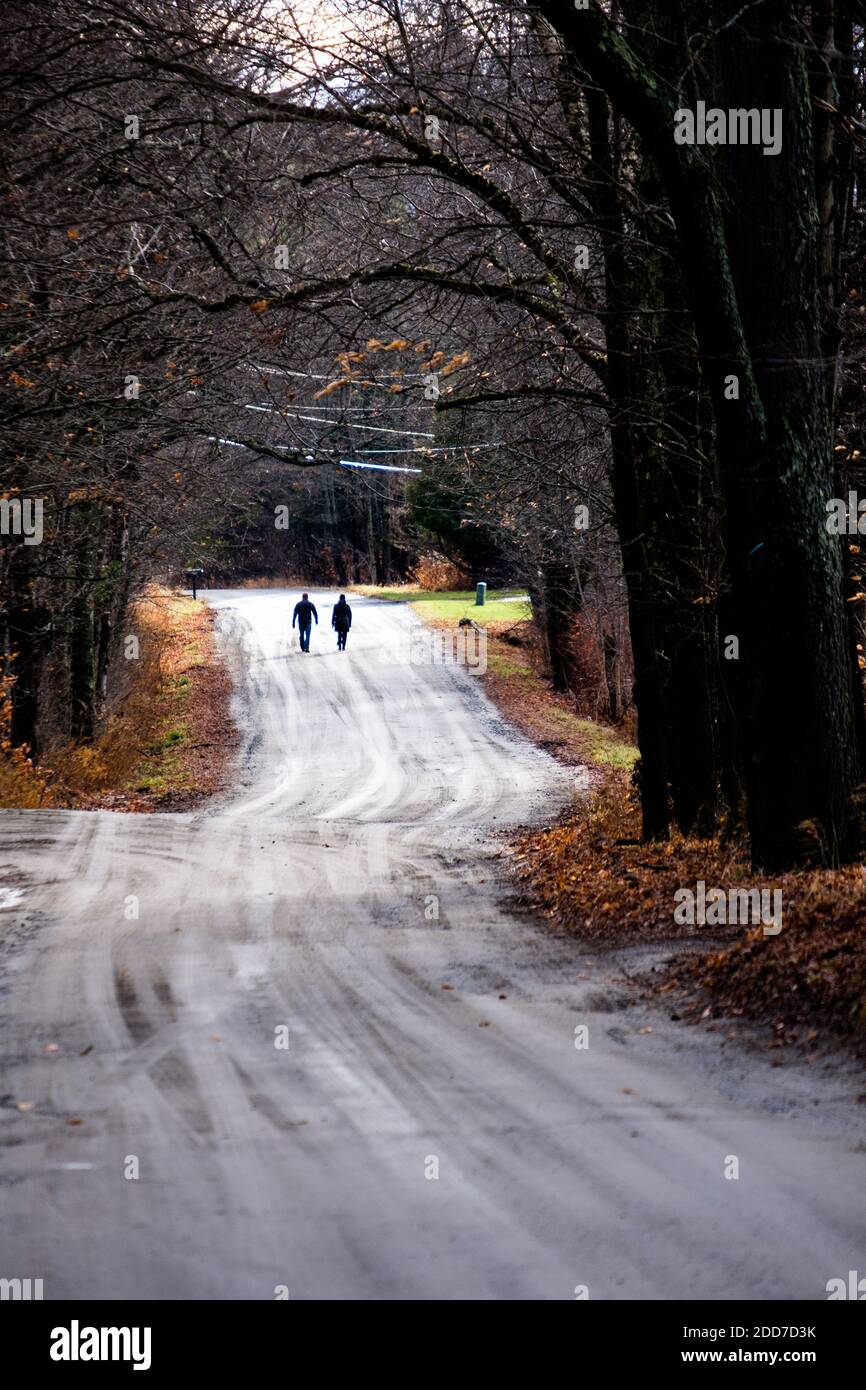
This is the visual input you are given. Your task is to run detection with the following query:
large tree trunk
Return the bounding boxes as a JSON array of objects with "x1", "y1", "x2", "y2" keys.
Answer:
[
  {"x1": 541, "y1": 557, "x2": 579, "y2": 694},
  {"x1": 538, "y1": 20, "x2": 675, "y2": 838},
  {"x1": 711, "y1": 2, "x2": 859, "y2": 866},
  {"x1": 4, "y1": 581, "x2": 42, "y2": 757},
  {"x1": 542, "y1": 0, "x2": 862, "y2": 866},
  {"x1": 68, "y1": 512, "x2": 96, "y2": 743},
  {"x1": 634, "y1": 139, "x2": 720, "y2": 837},
  {"x1": 584, "y1": 85, "x2": 671, "y2": 839}
]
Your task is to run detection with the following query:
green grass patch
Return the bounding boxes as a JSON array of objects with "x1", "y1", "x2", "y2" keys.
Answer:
[
  {"x1": 485, "y1": 651, "x2": 535, "y2": 678},
  {"x1": 145, "y1": 723, "x2": 188, "y2": 757},
  {"x1": 573, "y1": 718, "x2": 638, "y2": 771},
  {"x1": 483, "y1": 636, "x2": 637, "y2": 774},
  {"x1": 354, "y1": 584, "x2": 531, "y2": 624},
  {"x1": 137, "y1": 723, "x2": 191, "y2": 793}
]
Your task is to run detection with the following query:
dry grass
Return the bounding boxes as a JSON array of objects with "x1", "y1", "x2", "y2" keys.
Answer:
[
  {"x1": 0, "y1": 674, "x2": 53, "y2": 807},
  {"x1": 236, "y1": 575, "x2": 304, "y2": 589},
  {"x1": 47, "y1": 589, "x2": 169, "y2": 801},
  {"x1": 481, "y1": 623, "x2": 636, "y2": 773},
  {"x1": 1, "y1": 587, "x2": 238, "y2": 812}
]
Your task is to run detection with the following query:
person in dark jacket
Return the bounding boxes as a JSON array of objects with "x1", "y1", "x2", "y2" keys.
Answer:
[
  {"x1": 332, "y1": 594, "x2": 352, "y2": 650},
  {"x1": 292, "y1": 593, "x2": 318, "y2": 652}
]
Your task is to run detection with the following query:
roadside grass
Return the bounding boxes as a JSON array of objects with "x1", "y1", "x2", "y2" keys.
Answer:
[
  {"x1": 0, "y1": 674, "x2": 52, "y2": 807},
  {"x1": 95, "y1": 589, "x2": 237, "y2": 808},
  {"x1": 352, "y1": 583, "x2": 530, "y2": 625},
  {"x1": 482, "y1": 624, "x2": 637, "y2": 773},
  {"x1": 1, "y1": 587, "x2": 237, "y2": 811},
  {"x1": 55, "y1": 590, "x2": 203, "y2": 805},
  {"x1": 139, "y1": 720, "x2": 191, "y2": 793}
]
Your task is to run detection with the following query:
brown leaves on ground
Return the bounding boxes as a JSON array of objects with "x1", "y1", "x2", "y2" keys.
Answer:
[
  {"x1": 665, "y1": 871, "x2": 866, "y2": 1041},
  {"x1": 511, "y1": 772, "x2": 866, "y2": 1044},
  {"x1": 513, "y1": 774, "x2": 749, "y2": 942},
  {"x1": 8, "y1": 587, "x2": 239, "y2": 813}
]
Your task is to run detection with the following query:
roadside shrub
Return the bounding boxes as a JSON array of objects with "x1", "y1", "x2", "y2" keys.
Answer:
[{"x1": 411, "y1": 553, "x2": 471, "y2": 591}]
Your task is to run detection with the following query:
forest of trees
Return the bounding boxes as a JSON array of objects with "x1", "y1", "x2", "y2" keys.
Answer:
[{"x1": 1, "y1": 0, "x2": 864, "y2": 869}]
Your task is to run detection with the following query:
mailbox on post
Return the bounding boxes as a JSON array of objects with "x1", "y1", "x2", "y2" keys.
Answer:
[{"x1": 185, "y1": 568, "x2": 205, "y2": 600}]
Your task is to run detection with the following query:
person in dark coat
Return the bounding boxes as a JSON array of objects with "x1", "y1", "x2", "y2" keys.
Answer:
[
  {"x1": 332, "y1": 594, "x2": 352, "y2": 650},
  {"x1": 292, "y1": 593, "x2": 318, "y2": 652}
]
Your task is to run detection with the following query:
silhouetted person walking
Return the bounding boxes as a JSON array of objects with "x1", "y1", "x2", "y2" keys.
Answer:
[
  {"x1": 292, "y1": 593, "x2": 318, "y2": 652},
  {"x1": 332, "y1": 594, "x2": 352, "y2": 650}
]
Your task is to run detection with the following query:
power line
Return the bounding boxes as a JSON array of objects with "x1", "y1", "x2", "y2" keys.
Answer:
[
  {"x1": 355, "y1": 442, "x2": 502, "y2": 454},
  {"x1": 338, "y1": 459, "x2": 423, "y2": 474},
  {"x1": 244, "y1": 405, "x2": 435, "y2": 438},
  {"x1": 248, "y1": 403, "x2": 415, "y2": 414},
  {"x1": 205, "y1": 437, "x2": 423, "y2": 474},
  {"x1": 249, "y1": 363, "x2": 429, "y2": 380}
]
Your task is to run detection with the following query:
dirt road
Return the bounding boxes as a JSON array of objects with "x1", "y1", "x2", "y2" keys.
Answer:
[{"x1": 1, "y1": 590, "x2": 863, "y2": 1300}]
